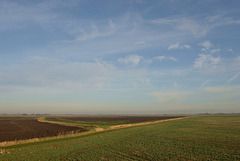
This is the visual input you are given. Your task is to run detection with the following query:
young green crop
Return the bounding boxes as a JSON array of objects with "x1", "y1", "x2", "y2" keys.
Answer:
[{"x1": 1, "y1": 115, "x2": 239, "y2": 160}]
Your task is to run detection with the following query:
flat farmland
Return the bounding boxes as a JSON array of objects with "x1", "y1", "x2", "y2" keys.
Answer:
[
  {"x1": 45, "y1": 115, "x2": 183, "y2": 128},
  {"x1": 0, "y1": 117, "x2": 87, "y2": 142},
  {"x1": 1, "y1": 115, "x2": 239, "y2": 160}
]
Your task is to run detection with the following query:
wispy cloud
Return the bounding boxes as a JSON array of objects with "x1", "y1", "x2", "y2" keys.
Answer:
[
  {"x1": 118, "y1": 55, "x2": 143, "y2": 66},
  {"x1": 169, "y1": 57, "x2": 177, "y2": 62},
  {"x1": 194, "y1": 54, "x2": 220, "y2": 68},
  {"x1": 154, "y1": 56, "x2": 166, "y2": 61},
  {"x1": 56, "y1": 13, "x2": 190, "y2": 58},
  {"x1": 0, "y1": 1, "x2": 65, "y2": 30},
  {"x1": 154, "y1": 56, "x2": 177, "y2": 62},
  {"x1": 151, "y1": 17, "x2": 210, "y2": 37},
  {"x1": 118, "y1": 55, "x2": 177, "y2": 67},
  {"x1": 201, "y1": 80, "x2": 210, "y2": 87},
  {"x1": 183, "y1": 44, "x2": 191, "y2": 49},
  {"x1": 198, "y1": 41, "x2": 220, "y2": 53},
  {"x1": 210, "y1": 49, "x2": 220, "y2": 53},
  {"x1": 151, "y1": 15, "x2": 240, "y2": 38},
  {"x1": 226, "y1": 73, "x2": 240, "y2": 84},
  {"x1": 198, "y1": 41, "x2": 212, "y2": 51},
  {"x1": 168, "y1": 42, "x2": 180, "y2": 50},
  {"x1": 66, "y1": 20, "x2": 116, "y2": 42},
  {"x1": 168, "y1": 42, "x2": 191, "y2": 50}
]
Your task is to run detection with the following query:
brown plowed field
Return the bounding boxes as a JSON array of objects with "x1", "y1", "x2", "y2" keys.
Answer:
[
  {"x1": 0, "y1": 117, "x2": 87, "y2": 142},
  {"x1": 47, "y1": 115, "x2": 183, "y2": 125}
]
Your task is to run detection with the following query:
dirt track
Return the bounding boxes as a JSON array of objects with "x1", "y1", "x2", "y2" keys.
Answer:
[
  {"x1": 38, "y1": 117, "x2": 85, "y2": 128},
  {"x1": 107, "y1": 116, "x2": 189, "y2": 130}
]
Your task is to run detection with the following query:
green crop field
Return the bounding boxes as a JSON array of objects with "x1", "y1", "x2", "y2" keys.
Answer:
[{"x1": 1, "y1": 115, "x2": 239, "y2": 160}]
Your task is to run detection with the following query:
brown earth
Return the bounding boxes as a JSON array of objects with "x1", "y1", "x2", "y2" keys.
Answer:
[
  {"x1": 0, "y1": 117, "x2": 88, "y2": 142},
  {"x1": 46, "y1": 115, "x2": 184, "y2": 125}
]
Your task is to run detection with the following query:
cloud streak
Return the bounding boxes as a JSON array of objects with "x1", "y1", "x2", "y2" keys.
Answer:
[
  {"x1": 151, "y1": 15, "x2": 240, "y2": 38},
  {"x1": 118, "y1": 55, "x2": 143, "y2": 66},
  {"x1": 226, "y1": 73, "x2": 240, "y2": 84},
  {"x1": 154, "y1": 56, "x2": 177, "y2": 62},
  {"x1": 168, "y1": 42, "x2": 191, "y2": 50}
]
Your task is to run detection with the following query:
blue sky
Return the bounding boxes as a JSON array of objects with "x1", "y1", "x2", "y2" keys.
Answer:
[{"x1": 0, "y1": 0, "x2": 240, "y2": 114}]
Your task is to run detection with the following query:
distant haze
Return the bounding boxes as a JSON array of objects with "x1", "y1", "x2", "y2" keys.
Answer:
[{"x1": 0, "y1": 0, "x2": 240, "y2": 114}]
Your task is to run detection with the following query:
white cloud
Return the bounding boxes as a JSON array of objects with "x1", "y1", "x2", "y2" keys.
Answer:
[
  {"x1": 118, "y1": 55, "x2": 143, "y2": 66},
  {"x1": 198, "y1": 41, "x2": 212, "y2": 51},
  {"x1": 210, "y1": 49, "x2": 220, "y2": 53},
  {"x1": 169, "y1": 57, "x2": 177, "y2": 62},
  {"x1": 183, "y1": 44, "x2": 191, "y2": 49},
  {"x1": 194, "y1": 54, "x2": 220, "y2": 68},
  {"x1": 168, "y1": 42, "x2": 180, "y2": 50},
  {"x1": 154, "y1": 56, "x2": 177, "y2": 62},
  {"x1": 168, "y1": 42, "x2": 191, "y2": 50},
  {"x1": 154, "y1": 56, "x2": 166, "y2": 61},
  {"x1": 226, "y1": 73, "x2": 240, "y2": 84}
]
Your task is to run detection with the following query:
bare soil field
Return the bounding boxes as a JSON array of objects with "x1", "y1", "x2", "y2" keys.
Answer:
[
  {"x1": 46, "y1": 115, "x2": 184, "y2": 127},
  {"x1": 51, "y1": 115, "x2": 182, "y2": 122},
  {"x1": 0, "y1": 117, "x2": 87, "y2": 142}
]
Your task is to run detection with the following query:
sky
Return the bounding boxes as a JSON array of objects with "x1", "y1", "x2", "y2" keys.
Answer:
[{"x1": 0, "y1": 0, "x2": 240, "y2": 114}]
